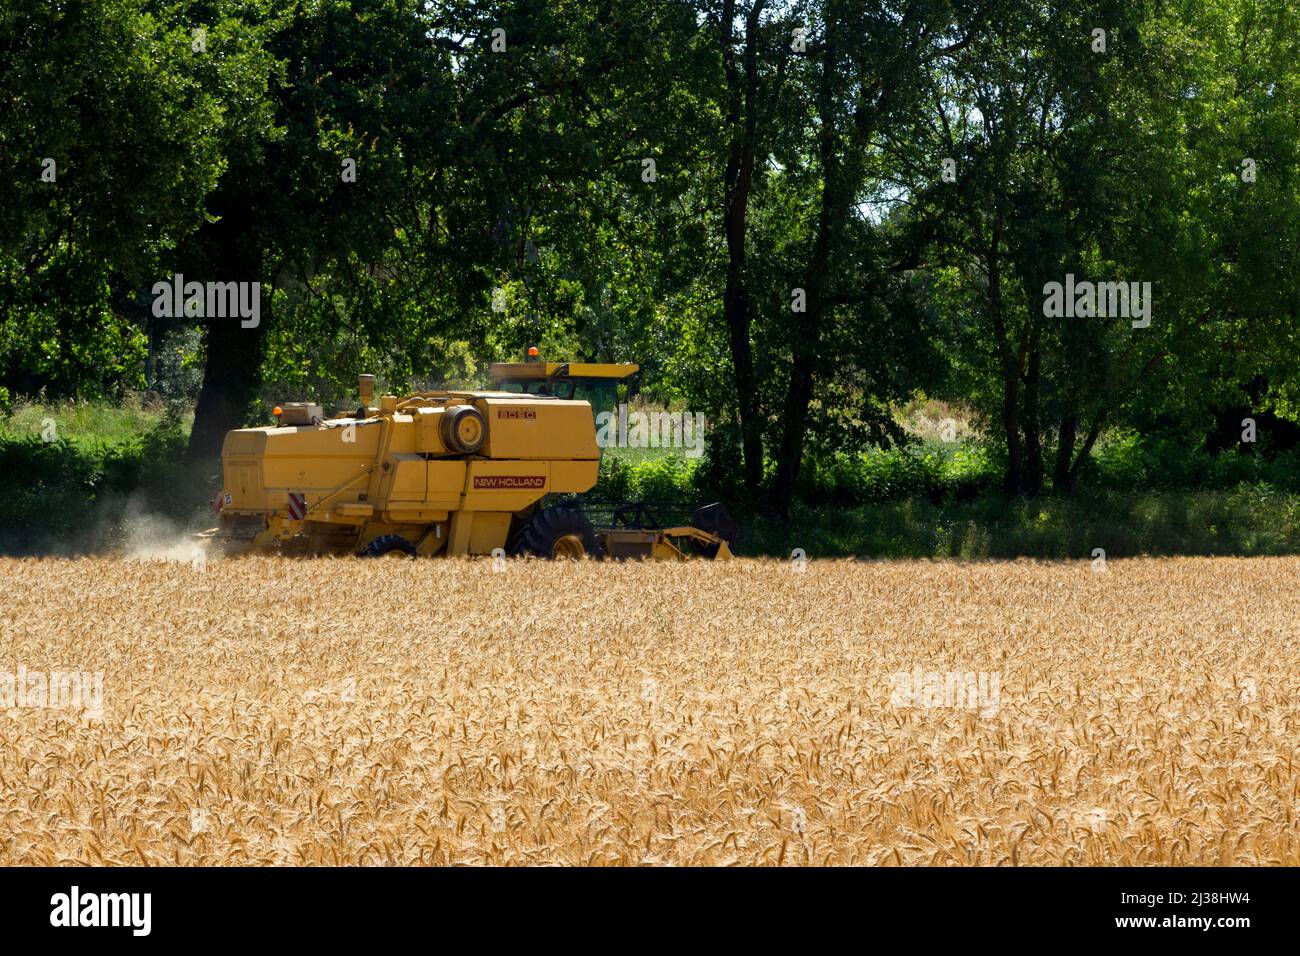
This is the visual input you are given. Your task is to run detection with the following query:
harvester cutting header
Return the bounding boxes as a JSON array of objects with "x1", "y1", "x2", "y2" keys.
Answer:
[{"x1": 199, "y1": 350, "x2": 736, "y2": 560}]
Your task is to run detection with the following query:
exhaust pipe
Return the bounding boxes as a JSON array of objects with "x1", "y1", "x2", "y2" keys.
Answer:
[{"x1": 358, "y1": 374, "x2": 375, "y2": 418}]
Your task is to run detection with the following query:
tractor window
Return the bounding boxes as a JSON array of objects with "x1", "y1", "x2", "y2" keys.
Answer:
[
  {"x1": 495, "y1": 378, "x2": 616, "y2": 415},
  {"x1": 497, "y1": 380, "x2": 561, "y2": 396},
  {"x1": 570, "y1": 380, "x2": 617, "y2": 419}
]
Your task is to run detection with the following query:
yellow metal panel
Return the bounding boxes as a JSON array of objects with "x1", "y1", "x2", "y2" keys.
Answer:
[
  {"x1": 415, "y1": 522, "x2": 449, "y2": 556},
  {"x1": 426, "y1": 460, "x2": 467, "y2": 509},
  {"x1": 382, "y1": 414, "x2": 417, "y2": 454},
  {"x1": 548, "y1": 459, "x2": 599, "y2": 493},
  {"x1": 225, "y1": 462, "x2": 261, "y2": 506},
  {"x1": 460, "y1": 460, "x2": 551, "y2": 512},
  {"x1": 226, "y1": 423, "x2": 380, "y2": 511},
  {"x1": 387, "y1": 453, "x2": 427, "y2": 502},
  {"x1": 469, "y1": 513, "x2": 512, "y2": 554},
  {"x1": 413, "y1": 407, "x2": 447, "y2": 454},
  {"x1": 479, "y1": 398, "x2": 598, "y2": 460},
  {"x1": 447, "y1": 509, "x2": 474, "y2": 556},
  {"x1": 221, "y1": 427, "x2": 271, "y2": 457},
  {"x1": 385, "y1": 508, "x2": 452, "y2": 522}
]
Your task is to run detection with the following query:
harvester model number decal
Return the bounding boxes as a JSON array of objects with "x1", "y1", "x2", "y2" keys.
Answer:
[
  {"x1": 287, "y1": 492, "x2": 307, "y2": 520},
  {"x1": 473, "y1": 476, "x2": 545, "y2": 490},
  {"x1": 497, "y1": 409, "x2": 536, "y2": 420}
]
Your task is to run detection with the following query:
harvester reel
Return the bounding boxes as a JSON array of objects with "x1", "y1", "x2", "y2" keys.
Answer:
[
  {"x1": 688, "y1": 502, "x2": 738, "y2": 558},
  {"x1": 508, "y1": 507, "x2": 597, "y2": 559},
  {"x1": 441, "y1": 405, "x2": 486, "y2": 454}
]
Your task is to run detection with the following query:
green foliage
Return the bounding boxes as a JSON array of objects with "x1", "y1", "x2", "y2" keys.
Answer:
[
  {"x1": 797, "y1": 444, "x2": 999, "y2": 504},
  {"x1": 0, "y1": 403, "x2": 207, "y2": 553},
  {"x1": 0, "y1": 395, "x2": 189, "y2": 450},
  {"x1": 595, "y1": 453, "x2": 702, "y2": 503},
  {"x1": 743, "y1": 486, "x2": 1300, "y2": 559},
  {"x1": 1092, "y1": 431, "x2": 1300, "y2": 492},
  {"x1": 598, "y1": 438, "x2": 1003, "y2": 509},
  {"x1": 0, "y1": 0, "x2": 244, "y2": 398}
]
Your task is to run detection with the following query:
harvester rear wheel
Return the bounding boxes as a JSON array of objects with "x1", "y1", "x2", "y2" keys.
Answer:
[
  {"x1": 508, "y1": 507, "x2": 597, "y2": 559},
  {"x1": 359, "y1": 534, "x2": 417, "y2": 558}
]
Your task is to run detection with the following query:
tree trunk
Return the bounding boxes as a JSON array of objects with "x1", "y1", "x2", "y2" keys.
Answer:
[
  {"x1": 1065, "y1": 413, "x2": 1106, "y2": 492},
  {"x1": 986, "y1": 220, "x2": 1022, "y2": 495},
  {"x1": 188, "y1": 313, "x2": 266, "y2": 460},
  {"x1": 1022, "y1": 328, "x2": 1043, "y2": 496},
  {"x1": 145, "y1": 313, "x2": 157, "y2": 392},
  {"x1": 1063, "y1": 352, "x2": 1165, "y2": 491},
  {"x1": 1053, "y1": 415, "x2": 1077, "y2": 491},
  {"x1": 769, "y1": 20, "x2": 839, "y2": 517},
  {"x1": 719, "y1": 0, "x2": 766, "y2": 491},
  {"x1": 770, "y1": 309, "x2": 821, "y2": 515},
  {"x1": 185, "y1": 202, "x2": 265, "y2": 461}
]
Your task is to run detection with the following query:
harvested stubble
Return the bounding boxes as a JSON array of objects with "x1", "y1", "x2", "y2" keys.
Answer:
[{"x1": 0, "y1": 555, "x2": 1298, "y2": 866}]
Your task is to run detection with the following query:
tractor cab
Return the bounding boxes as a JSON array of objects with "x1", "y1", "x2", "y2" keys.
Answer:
[{"x1": 489, "y1": 352, "x2": 638, "y2": 422}]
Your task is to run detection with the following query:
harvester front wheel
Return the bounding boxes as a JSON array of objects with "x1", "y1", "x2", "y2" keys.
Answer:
[
  {"x1": 508, "y1": 507, "x2": 597, "y2": 560},
  {"x1": 359, "y1": 534, "x2": 417, "y2": 558}
]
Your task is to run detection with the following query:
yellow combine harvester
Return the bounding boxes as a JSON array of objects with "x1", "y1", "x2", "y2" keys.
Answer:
[{"x1": 198, "y1": 353, "x2": 736, "y2": 560}]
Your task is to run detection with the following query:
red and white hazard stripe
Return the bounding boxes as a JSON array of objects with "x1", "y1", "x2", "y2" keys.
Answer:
[{"x1": 287, "y1": 492, "x2": 307, "y2": 520}]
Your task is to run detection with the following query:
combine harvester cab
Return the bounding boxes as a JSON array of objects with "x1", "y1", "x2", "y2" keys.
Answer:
[{"x1": 199, "y1": 352, "x2": 736, "y2": 560}]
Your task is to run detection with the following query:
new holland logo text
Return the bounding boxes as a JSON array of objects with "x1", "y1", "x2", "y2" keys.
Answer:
[{"x1": 474, "y1": 476, "x2": 545, "y2": 489}]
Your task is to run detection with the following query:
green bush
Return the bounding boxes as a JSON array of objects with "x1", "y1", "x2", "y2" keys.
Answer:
[
  {"x1": 1094, "y1": 431, "x2": 1300, "y2": 492},
  {"x1": 594, "y1": 453, "x2": 700, "y2": 502},
  {"x1": 797, "y1": 443, "x2": 999, "y2": 504},
  {"x1": 741, "y1": 484, "x2": 1300, "y2": 558},
  {"x1": 0, "y1": 414, "x2": 207, "y2": 554}
]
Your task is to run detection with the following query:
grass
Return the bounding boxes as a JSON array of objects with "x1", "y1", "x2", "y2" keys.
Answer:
[
  {"x1": 0, "y1": 396, "x2": 212, "y2": 554},
  {"x1": 0, "y1": 393, "x2": 191, "y2": 451},
  {"x1": 2, "y1": 555, "x2": 1296, "y2": 865}
]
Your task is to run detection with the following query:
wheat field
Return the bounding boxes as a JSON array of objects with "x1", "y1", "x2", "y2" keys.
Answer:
[{"x1": 0, "y1": 555, "x2": 1297, "y2": 865}]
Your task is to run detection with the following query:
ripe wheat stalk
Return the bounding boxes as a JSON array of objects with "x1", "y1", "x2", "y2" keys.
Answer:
[{"x1": 0, "y1": 555, "x2": 1296, "y2": 865}]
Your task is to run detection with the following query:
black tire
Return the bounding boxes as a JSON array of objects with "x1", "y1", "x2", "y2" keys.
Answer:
[
  {"x1": 689, "y1": 502, "x2": 738, "y2": 558},
  {"x1": 441, "y1": 404, "x2": 486, "y2": 454},
  {"x1": 359, "y1": 534, "x2": 417, "y2": 558},
  {"x1": 507, "y1": 507, "x2": 597, "y2": 559}
]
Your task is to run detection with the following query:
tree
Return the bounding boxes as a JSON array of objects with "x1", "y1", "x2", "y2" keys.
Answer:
[{"x1": 0, "y1": 0, "x2": 226, "y2": 399}]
